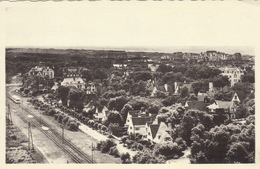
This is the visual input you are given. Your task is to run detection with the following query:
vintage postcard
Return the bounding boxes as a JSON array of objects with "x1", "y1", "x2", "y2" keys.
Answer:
[{"x1": 0, "y1": 1, "x2": 259, "y2": 169}]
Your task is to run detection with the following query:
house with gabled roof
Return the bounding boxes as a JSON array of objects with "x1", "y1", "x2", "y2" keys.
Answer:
[
  {"x1": 174, "y1": 82, "x2": 194, "y2": 95},
  {"x1": 153, "y1": 122, "x2": 173, "y2": 144},
  {"x1": 127, "y1": 116, "x2": 152, "y2": 135},
  {"x1": 94, "y1": 106, "x2": 109, "y2": 123},
  {"x1": 61, "y1": 77, "x2": 85, "y2": 90},
  {"x1": 125, "y1": 110, "x2": 141, "y2": 127},
  {"x1": 207, "y1": 92, "x2": 241, "y2": 119},
  {"x1": 82, "y1": 100, "x2": 95, "y2": 113},
  {"x1": 28, "y1": 65, "x2": 54, "y2": 79},
  {"x1": 219, "y1": 67, "x2": 244, "y2": 86},
  {"x1": 86, "y1": 82, "x2": 97, "y2": 95},
  {"x1": 144, "y1": 122, "x2": 160, "y2": 142}
]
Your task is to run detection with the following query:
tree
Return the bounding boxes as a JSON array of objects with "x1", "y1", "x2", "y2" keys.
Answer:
[
  {"x1": 154, "y1": 90, "x2": 168, "y2": 98},
  {"x1": 107, "y1": 112, "x2": 123, "y2": 126},
  {"x1": 81, "y1": 69, "x2": 93, "y2": 82},
  {"x1": 93, "y1": 68, "x2": 107, "y2": 80},
  {"x1": 154, "y1": 142, "x2": 184, "y2": 158},
  {"x1": 180, "y1": 87, "x2": 189, "y2": 98},
  {"x1": 100, "y1": 139, "x2": 116, "y2": 153},
  {"x1": 241, "y1": 73, "x2": 254, "y2": 83},
  {"x1": 213, "y1": 76, "x2": 230, "y2": 88},
  {"x1": 190, "y1": 117, "x2": 255, "y2": 163},
  {"x1": 161, "y1": 95, "x2": 179, "y2": 106},
  {"x1": 121, "y1": 152, "x2": 131, "y2": 163},
  {"x1": 108, "y1": 96, "x2": 128, "y2": 112},
  {"x1": 226, "y1": 142, "x2": 250, "y2": 163},
  {"x1": 120, "y1": 104, "x2": 133, "y2": 123},
  {"x1": 232, "y1": 82, "x2": 254, "y2": 101},
  {"x1": 131, "y1": 71, "x2": 152, "y2": 82},
  {"x1": 147, "y1": 104, "x2": 160, "y2": 115},
  {"x1": 162, "y1": 72, "x2": 186, "y2": 84},
  {"x1": 179, "y1": 110, "x2": 214, "y2": 146},
  {"x1": 67, "y1": 88, "x2": 86, "y2": 111},
  {"x1": 132, "y1": 150, "x2": 166, "y2": 164},
  {"x1": 129, "y1": 80, "x2": 147, "y2": 96},
  {"x1": 57, "y1": 86, "x2": 70, "y2": 106},
  {"x1": 157, "y1": 64, "x2": 172, "y2": 73}
]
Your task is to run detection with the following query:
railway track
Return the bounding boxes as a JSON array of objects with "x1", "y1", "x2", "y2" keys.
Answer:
[{"x1": 7, "y1": 97, "x2": 95, "y2": 164}]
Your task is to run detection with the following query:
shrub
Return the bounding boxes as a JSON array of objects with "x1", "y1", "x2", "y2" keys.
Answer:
[
  {"x1": 67, "y1": 120, "x2": 79, "y2": 131},
  {"x1": 109, "y1": 146, "x2": 120, "y2": 157},
  {"x1": 100, "y1": 139, "x2": 116, "y2": 153},
  {"x1": 96, "y1": 141, "x2": 104, "y2": 151},
  {"x1": 101, "y1": 125, "x2": 107, "y2": 133},
  {"x1": 121, "y1": 152, "x2": 131, "y2": 163},
  {"x1": 54, "y1": 113, "x2": 59, "y2": 120},
  {"x1": 121, "y1": 136, "x2": 128, "y2": 144},
  {"x1": 62, "y1": 116, "x2": 70, "y2": 124},
  {"x1": 154, "y1": 142, "x2": 183, "y2": 159}
]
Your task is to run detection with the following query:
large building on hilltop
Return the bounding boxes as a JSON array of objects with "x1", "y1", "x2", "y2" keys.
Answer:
[
  {"x1": 219, "y1": 67, "x2": 244, "y2": 86},
  {"x1": 28, "y1": 63, "x2": 54, "y2": 79}
]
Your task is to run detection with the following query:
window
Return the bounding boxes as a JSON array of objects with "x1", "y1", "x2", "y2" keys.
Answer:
[
  {"x1": 164, "y1": 137, "x2": 171, "y2": 141},
  {"x1": 158, "y1": 135, "x2": 161, "y2": 139},
  {"x1": 130, "y1": 127, "x2": 132, "y2": 129},
  {"x1": 148, "y1": 132, "x2": 150, "y2": 136}
]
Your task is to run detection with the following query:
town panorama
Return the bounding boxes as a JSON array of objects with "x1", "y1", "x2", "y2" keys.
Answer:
[{"x1": 6, "y1": 48, "x2": 255, "y2": 164}]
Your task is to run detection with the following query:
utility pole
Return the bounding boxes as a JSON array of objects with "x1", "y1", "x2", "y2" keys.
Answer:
[
  {"x1": 7, "y1": 104, "x2": 13, "y2": 125},
  {"x1": 91, "y1": 142, "x2": 95, "y2": 163},
  {"x1": 28, "y1": 122, "x2": 34, "y2": 151},
  {"x1": 61, "y1": 125, "x2": 64, "y2": 144},
  {"x1": 39, "y1": 111, "x2": 41, "y2": 126}
]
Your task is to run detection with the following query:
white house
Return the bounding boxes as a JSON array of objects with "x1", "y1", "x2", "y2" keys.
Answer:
[
  {"x1": 125, "y1": 110, "x2": 140, "y2": 127},
  {"x1": 148, "y1": 64, "x2": 160, "y2": 72},
  {"x1": 219, "y1": 67, "x2": 244, "y2": 86},
  {"x1": 86, "y1": 82, "x2": 97, "y2": 94},
  {"x1": 51, "y1": 82, "x2": 59, "y2": 91},
  {"x1": 127, "y1": 116, "x2": 152, "y2": 135},
  {"x1": 94, "y1": 106, "x2": 109, "y2": 123},
  {"x1": 42, "y1": 67, "x2": 55, "y2": 79},
  {"x1": 144, "y1": 122, "x2": 160, "y2": 142},
  {"x1": 61, "y1": 77, "x2": 85, "y2": 90},
  {"x1": 153, "y1": 122, "x2": 173, "y2": 144},
  {"x1": 113, "y1": 63, "x2": 127, "y2": 69},
  {"x1": 28, "y1": 66, "x2": 54, "y2": 79}
]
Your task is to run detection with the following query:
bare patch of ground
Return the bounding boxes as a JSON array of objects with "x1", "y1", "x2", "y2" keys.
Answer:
[{"x1": 6, "y1": 124, "x2": 46, "y2": 164}]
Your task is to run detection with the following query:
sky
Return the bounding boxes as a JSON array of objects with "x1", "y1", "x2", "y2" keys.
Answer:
[{"x1": 2, "y1": 1, "x2": 260, "y2": 55}]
